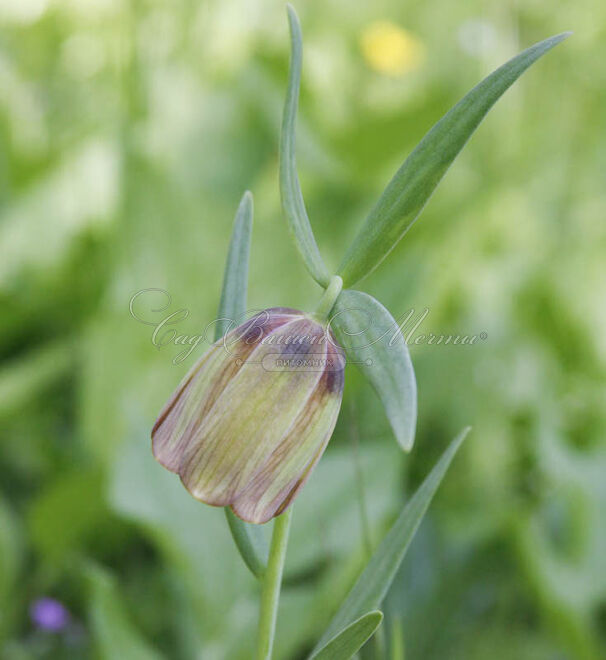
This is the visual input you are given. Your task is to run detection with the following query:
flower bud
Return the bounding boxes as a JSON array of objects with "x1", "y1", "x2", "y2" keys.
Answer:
[{"x1": 152, "y1": 308, "x2": 345, "y2": 524}]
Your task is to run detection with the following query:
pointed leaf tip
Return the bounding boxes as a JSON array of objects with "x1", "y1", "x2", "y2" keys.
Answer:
[
  {"x1": 215, "y1": 192, "x2": 254, "y2": 341},
  {"x1": 312, "y1": 427, "x2": 469, "y2": 652},
  {"x1": 280, "y1": 2, "x2": 331, "y2": 287},
  {"x1": 310, "y1": 610, "x2": 384, "y2": 659},
  {"x1": 338, "y1": 32, "x2": 570, "y2": 285}
]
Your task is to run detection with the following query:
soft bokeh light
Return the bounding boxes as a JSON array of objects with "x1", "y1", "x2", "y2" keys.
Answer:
[
  {"x1": 0, "y1": 0, "x2": 49, "y2": 24},
  {"x1": 360, "y1": 21, "x2": 425, "y2": 76}
]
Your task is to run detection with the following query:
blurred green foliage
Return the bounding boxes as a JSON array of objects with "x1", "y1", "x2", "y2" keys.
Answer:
[{"x1": 1, "y1": 0, "x2": 604, "y2": 658}]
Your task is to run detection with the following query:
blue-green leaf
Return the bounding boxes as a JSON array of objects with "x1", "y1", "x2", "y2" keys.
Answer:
[
  {"x1": 224, "y1": 507, "x2": 267, "y2": 579},
  {"x1": 331, "y1": 289, "x2": 416, "y2": 451},
  {"x1": 312, "y1": 428, "x2": 469, "y2": 653},
  {"x1": 215, "y1": 190, "x2": 254, "y2": 341},
  {"x1": 338, "y1": 33, "x2": 570, "y2": 286},
  {"x1": 216, "y1": 191, "x2": 268, "y2": 579},
  {"x1": 280, "y1": 5, "x2": 331, "y2": 287},
  {"x1": 310, "y1": 610, "x2": 383, "y2": 660}
]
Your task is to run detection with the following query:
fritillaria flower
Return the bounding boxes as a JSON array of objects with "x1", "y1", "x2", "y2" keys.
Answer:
[{"x1": 152, "y1": 308, "x2": 345, "y2": 524}]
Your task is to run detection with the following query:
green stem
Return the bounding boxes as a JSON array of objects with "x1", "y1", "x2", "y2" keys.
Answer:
[
  {"x1": 256, "y1": 507, "x2": 293, "y2": 660},
  {"x1": 314, "y1": 275, "x2": 343, "y2": 321},
  {"x1": 349, "y1": 401, "x2": 372, "y2": 559},
  {"x1": 390, "y1": 617, "x2": 405, "y2": 660}
]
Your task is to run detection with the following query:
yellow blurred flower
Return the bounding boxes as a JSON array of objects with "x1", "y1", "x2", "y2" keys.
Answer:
[{"x1": 360, "y1": 21, "x2": 425, "y2": 76}]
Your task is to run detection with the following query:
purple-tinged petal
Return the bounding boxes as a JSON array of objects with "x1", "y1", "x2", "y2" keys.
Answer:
[
  {"x1": 151, "y1": 309, "x2": 346, "y2": 523},
  {"x1": 231, "y1": 356, "x2": 344, "y2": 523},
  {"x1": 178, "y1": 318, "x2": 326, "y2": 506}
]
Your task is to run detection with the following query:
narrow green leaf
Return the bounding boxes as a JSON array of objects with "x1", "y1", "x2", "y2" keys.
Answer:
[
  {"x1": 86, "y1": 564, "x2": 163, "y2": 660},
  {"x1": 310, "y1": 610, "x2": 383, "y2": 660},
  {"x1": 313, "y1": 428, "x2": 470, "y2": 653},
  {"x1": 216, "y1": 191, "x2": 268, "y2": 579},
  {"x1": 280, "y1": 5, "x2": 331, "y2": 287},
  {"x1": 338, "y1": 33, "x2": 570, "y2": 286},
  {"x1": 224, "y1": 507, "x2": 267, "y2": 578},
  {"x1": 215, "y1": 190, "x2": 254, "y2": 340},
  {"x1": 331, "y1": 290, "x2": 417, "y2": 451}
]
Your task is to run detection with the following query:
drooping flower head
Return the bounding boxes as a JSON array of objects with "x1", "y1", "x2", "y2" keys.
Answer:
[{"x1": 152, "y1": 308, "x2": 345, "y2": 524}]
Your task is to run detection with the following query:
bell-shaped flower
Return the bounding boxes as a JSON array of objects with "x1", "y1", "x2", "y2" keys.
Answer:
[{"x1": 152, "y1": 308, "x2": 345, "y2": 523}]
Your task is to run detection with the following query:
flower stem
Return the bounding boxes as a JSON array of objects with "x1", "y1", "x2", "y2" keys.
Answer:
[
  {"x1": 256, "y1": 507, "x2": 293, "y2": 660},
  {"x1": 314, "y1": 275, "x2": 343, "y2": 321}
]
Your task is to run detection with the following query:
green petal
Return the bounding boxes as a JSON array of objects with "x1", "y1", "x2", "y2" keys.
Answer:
[
  {"x1": 151, "y1": 334, "x2": 257, "y2": 472},
  {"x1": 231, "y1": 360, "x2": 343, "y2": 523}
]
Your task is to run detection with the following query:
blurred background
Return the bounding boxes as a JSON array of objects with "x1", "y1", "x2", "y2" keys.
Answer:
[{"x1": 1, "y1": 0, "x2": 605, "y2": 658}]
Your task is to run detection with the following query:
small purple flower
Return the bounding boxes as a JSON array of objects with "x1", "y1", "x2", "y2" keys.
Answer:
[{"x1": 30, "y1": 597, "x2": 70, "y2": 632}]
